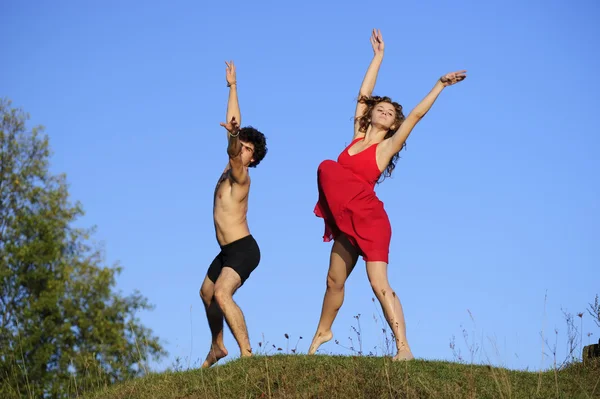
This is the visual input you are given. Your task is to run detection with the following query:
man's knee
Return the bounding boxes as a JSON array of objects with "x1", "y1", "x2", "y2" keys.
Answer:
[
  {"x1": 200, "y1": 279, "x2": 215, "y2": 304},
  {"x1": 212, "y1": 267, "x2": 242, "y2": 306},
  {"x1": 200, "y1": 288, "x2": 210, "y2": 304},
  {"x1": 213, "y1": 285, "x2": 233, "y2": 307}
]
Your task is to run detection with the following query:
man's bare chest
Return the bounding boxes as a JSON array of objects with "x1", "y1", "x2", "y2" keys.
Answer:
[{"x1": 214, "y1": 170, "x2": 231, "y2": 201}]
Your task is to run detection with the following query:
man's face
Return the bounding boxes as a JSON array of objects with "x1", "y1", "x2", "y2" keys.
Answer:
[{"x1": 240, "y1": 140, "x2": 255, "y2": 167}]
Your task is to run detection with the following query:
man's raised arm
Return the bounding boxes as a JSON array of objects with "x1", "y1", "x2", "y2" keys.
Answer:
[{"x1": 224, "y1": 60, "x2": 241, "y2": 138}]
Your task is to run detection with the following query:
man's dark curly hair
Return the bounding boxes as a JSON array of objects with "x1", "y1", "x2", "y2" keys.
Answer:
[
  {"x1": 239, "y1": 126, "x2": 267, "y2": 168},
  {"x1": 355, "y1": 95, "x2": 406, "y2": 182}
]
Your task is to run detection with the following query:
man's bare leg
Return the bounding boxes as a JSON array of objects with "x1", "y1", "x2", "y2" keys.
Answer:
[
  {"x1": 308, "y1": 235, "x2": 358, "y2": 354},
  {"x1": 213, "y1": 267, "x2": 253, "y2": 357},
  {"x1": 366, "y1": 261, "x2": 414, "y2": 361},
  {"x1": 199, "y1": 277, "x2": 229, "y2": 368}
]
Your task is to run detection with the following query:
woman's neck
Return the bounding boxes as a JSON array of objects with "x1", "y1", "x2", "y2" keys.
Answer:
[{"x1": 363, "y1": 125, "x2": 388, "y2": 143}]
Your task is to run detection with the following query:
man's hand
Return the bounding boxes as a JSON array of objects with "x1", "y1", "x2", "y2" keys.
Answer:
[
  {"x1": 221, "y1": 116, "x2": 247, "y2": 185},
  {"x1": 370, "y1": 29, "x2": 384, "y2": 56},
  {"x1": 224, "y1": 60, "x2": 241, "y2": 131},
  {"x1": 220, "y1": 116, "x2": 240, "y2": 136},
  {"x1": 225, "y1": 60, "x2": 237, "y2": 87}
]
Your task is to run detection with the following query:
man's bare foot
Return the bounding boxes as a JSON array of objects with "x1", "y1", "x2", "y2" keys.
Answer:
[
  {"x1": 392, "y1": 349, "x2": 414, "y2": 362},
  {"x1": 308, "y1": 330, "x2": 333, "y2": 355},
  {"x1": 201, "y1": 345, "x2": 228, "y2": 368}
]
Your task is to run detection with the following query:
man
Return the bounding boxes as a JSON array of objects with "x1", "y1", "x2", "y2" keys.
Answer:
[{"x1": 199, "y1": 60, "x2": 268, "y2": 368}]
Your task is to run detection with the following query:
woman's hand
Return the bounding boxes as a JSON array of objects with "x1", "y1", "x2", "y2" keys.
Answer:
[
  {"x1": 440, "y1": 70, "x2": 467, "y2": 87},
  {"x1": 370, "y1": 29, "x2": 384, "y2": 56}
]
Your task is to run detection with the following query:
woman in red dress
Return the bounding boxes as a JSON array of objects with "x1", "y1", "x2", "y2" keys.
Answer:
[{"x1": 308, "y1": 29, "x2": 467, "y2": 361}]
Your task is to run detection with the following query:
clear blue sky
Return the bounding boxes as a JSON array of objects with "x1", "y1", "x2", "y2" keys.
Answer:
[{"x1": 2, "y1": 0, "x2": 598, "y2": 372}]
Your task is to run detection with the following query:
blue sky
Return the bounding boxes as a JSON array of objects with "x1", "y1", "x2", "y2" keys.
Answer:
[{"x1": 2, "y1": 0, "x2": 598, "y2": 372}]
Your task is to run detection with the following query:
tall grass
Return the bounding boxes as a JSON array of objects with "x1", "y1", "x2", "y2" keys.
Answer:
[{"x1": 3, "y1": 294, "x2": 599, "y2": 398}]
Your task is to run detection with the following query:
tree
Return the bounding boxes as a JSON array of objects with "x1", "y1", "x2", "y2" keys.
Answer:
[
  {"x1": 589, "y1": 294, "x2": 600, "y2": 328},
  {"x1": 0, "y1": 98, "x2": 166, "y2": 398}
]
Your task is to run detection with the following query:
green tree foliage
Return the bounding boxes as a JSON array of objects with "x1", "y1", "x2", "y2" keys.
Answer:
[{"x1": 0, "y1": 98, "x2": 167, "y2": 398}]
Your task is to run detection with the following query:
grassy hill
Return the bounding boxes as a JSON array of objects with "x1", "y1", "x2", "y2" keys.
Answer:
[{"x1": 86, "y1": 355, "x2": 600, "y2": 399}]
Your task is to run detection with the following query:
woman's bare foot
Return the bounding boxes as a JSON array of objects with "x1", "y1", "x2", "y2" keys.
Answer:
[
  {"x1": 201, "y1": 345, "x2": 228, "y2": 368},
  {"x1": 392, "y1": 349, "x2": 414, "y2": 362},
  {"x1": 308, "y1": 330, "x2": 333, "y2": 355}
]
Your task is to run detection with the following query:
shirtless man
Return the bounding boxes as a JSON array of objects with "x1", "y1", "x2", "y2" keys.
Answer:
[{"x1": 199, "y1": 60, "x2": 268, "y2": 368}]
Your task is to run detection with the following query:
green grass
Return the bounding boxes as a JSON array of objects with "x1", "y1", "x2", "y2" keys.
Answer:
[{"x1": 85, "y1": 355, "x2": 600, "y2": 399}]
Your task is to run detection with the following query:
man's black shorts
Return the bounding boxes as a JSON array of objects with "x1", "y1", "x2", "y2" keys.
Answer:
[{"x1": 207, "y1": 234, "x2": 260, "y2": 286}]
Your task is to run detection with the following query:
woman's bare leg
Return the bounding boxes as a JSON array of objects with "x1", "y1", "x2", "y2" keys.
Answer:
[
  {"x1": 308, "y1": 235, "x2": 358, "y2": 354},
  {"x1": 366, "y1": 261, "x2": 414, "y2": 361}
]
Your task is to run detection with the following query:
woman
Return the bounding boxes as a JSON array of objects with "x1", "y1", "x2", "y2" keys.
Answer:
[{"x1": 308, "y1": 29, "x2": 466, "y2": 361}]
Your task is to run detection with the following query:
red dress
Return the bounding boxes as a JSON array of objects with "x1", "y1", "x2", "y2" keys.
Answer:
[{"x1": 314, "y1": 137, "x2": 392, "y2": 263}]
